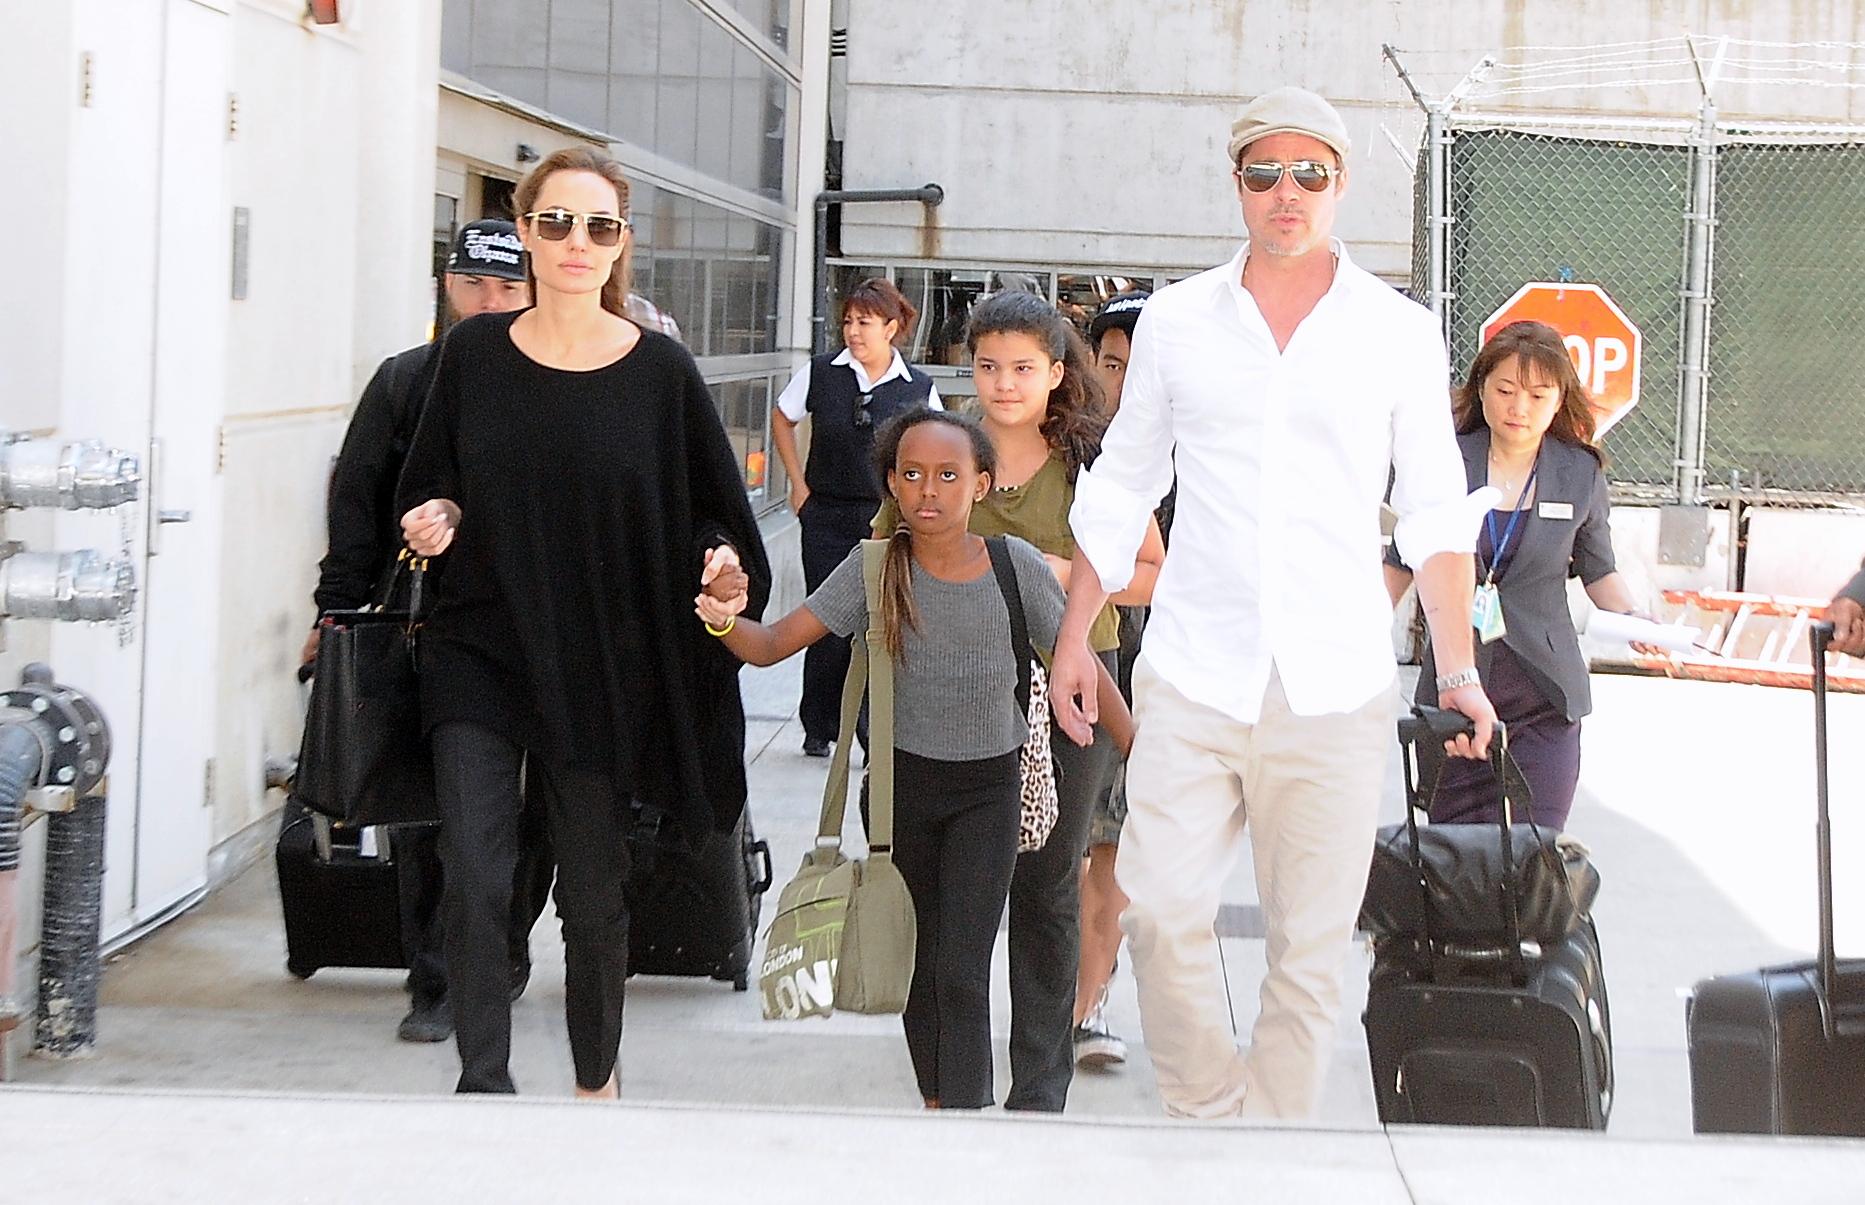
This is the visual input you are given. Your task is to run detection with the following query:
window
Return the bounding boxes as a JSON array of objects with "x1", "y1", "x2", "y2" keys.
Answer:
[{"x1": 1056, "y1": 271, "x2": 1155, "y2": 332}]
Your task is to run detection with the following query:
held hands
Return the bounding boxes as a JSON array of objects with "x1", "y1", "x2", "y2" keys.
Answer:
[
  {"x1": 400, "y1": 499, "x2": 460, "y2": 556},
  {"x1": 1830, "y1": 596, "x2": 1865, "y2": 657},
  {"x1": 1438, "y1": 682, "x2": 1498, "y2": 760},
  {"x1": 695, "y1": 545, "x2": 750, "y2": 628}
]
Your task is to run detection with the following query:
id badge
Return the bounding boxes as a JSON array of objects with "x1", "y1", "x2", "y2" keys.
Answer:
[{"x1": 1472, "y1": 582, "x2": 1507, "y2": 644}]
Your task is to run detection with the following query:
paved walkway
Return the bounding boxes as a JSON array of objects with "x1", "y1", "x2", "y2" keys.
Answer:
[{"x1": 7, "y1": 658, "x2": 1865, "y2": 1196}]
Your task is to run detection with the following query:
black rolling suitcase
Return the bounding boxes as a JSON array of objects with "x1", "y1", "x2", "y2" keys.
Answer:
[
  {"x1": 1361, "y1": 710, "x2": 1613, "y2": 1129},
  {"x1": 1686, "y1": 619, "x2": 1865, "y2": 1136},
  {"x1": 276, "y1": 797, "x2": 411, "y2": 979},
  {"x1": 625, "y1": 808, "x2": 773, "y2": 991}
]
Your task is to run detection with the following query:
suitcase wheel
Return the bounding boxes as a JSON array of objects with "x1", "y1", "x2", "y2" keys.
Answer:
[
  {"x1": 286, "y1": 959, "x2": 317, "y2": 980},
  {"x1": 733, "y1": 972, "x2": 749, "y2": 992}
]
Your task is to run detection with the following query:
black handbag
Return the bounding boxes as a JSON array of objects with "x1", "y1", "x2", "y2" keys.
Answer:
[
  {"x1": 293, "y1": 550, "x2": 438, "y2": 828},
  {"x1": 1360, "y1": 707, "x2": 1599, "y2": 956}
]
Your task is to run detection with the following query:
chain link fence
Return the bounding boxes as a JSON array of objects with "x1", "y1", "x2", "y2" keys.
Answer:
[
  {"x1": 1707, "y1": 135, "x2": 1865, "y2": 501},
  {"x1": 1397, "y1": 51, "x2": 1865, "y2": 508}
]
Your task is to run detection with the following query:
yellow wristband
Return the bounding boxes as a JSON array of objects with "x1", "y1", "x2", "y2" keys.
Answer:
[{"x1": 705, "y1": 616, "x2": 736, "y2": 637}]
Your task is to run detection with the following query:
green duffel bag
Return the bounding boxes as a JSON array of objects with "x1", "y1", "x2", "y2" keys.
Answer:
[{"x1": 760, "y1": 541, "x2": 915, "y2": 1020}]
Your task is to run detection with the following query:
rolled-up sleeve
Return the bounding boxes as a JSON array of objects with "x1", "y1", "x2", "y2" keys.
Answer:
[
  {"x1": 1068, "y1": 309, "x2": 1176, "y2": 594},
  {"x1": 1843, "y1": 559, "x2": 1865, "y2": 606},
  {"x1": 1389, "y1": 326, "x2": 1483, "y2": 568},
  {"x1": 1570, "y1": 462, "x2": 1617, "y2": 584}
]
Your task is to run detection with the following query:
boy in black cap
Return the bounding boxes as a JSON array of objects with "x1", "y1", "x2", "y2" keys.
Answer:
[
  {"x1": 303, "y1": 218, "x2": 550, "y2": 1043},
  {"x1": 1087, "y1": 290, "x2": 1150, "y2": 412}
]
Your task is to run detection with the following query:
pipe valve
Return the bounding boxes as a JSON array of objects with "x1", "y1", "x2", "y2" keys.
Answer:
[
  {"x1": 0, "y1": 551, "x2": 137, "y2": 624},
  {"x1": 0, "y1": 434, "x2": 141, "y2": 511}
]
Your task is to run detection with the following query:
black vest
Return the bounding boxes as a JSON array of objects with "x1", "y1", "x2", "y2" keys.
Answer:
[{"x1": 801, "y1": 352, "x2": 934, "y2": 503}]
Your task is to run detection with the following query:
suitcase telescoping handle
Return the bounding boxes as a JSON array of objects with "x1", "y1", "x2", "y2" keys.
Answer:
[
  {"x1": 1808, "y1": 620, "x2": 1863, "y2": 1040},
  {"x1": 1397, "y1": 707, "x2": 1533, "y2": 981}
]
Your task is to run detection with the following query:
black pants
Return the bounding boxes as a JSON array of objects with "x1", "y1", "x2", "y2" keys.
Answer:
[
  {"x1": 799, "y1": 497, "x2": 877, "y2": 745},
  {"x1": 882, "y1": 749, "x2": 1020, "y2": 1110},
  {"x1": 433, "y1": 722, "x2": 631, "y2": 1093},
  {"x1": 1005, "y1": 649, "x2": 1121, "y2": 1112},
  {"x1": 399, "y1": 780, "x2": 555, "y2": 1005}
]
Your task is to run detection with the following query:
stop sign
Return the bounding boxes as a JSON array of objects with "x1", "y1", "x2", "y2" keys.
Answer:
[{"x1": 1481, "y1": 283, "x2": 1643, "y2": 436}]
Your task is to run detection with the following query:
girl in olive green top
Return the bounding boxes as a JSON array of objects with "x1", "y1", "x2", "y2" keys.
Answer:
[{"x1": 875, "y1": 291, "x2": 1164, "y2": 1110}]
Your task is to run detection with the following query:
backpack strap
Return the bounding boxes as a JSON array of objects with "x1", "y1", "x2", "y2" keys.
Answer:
[{"x1": 984, "y1": 537, "x2": 1033, "y2": 717}]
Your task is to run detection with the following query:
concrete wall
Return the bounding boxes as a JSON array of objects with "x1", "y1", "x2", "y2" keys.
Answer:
[{"x1": 837, "y1": 0, "x2": 1865, "y2": 280}]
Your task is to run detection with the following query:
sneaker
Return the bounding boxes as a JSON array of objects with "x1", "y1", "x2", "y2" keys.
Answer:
[
  {"x1": 802, "y1": 737, "x2": 832, "y2": 758},
  {"x1": 1073, "y1": 999, "x2": 1127, "y2": 1070},
  {"x1": 397, "y1": 995, "x2": 454, "y2": 1043}
]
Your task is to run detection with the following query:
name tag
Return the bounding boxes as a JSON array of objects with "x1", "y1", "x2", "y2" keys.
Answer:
[{"x1": 1538, "y1": 501, "x2": 1574, "y2": 521}]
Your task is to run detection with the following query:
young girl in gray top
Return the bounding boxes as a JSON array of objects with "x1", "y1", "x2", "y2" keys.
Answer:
[{"x1": 695, "y1": 409, "x2": 1132, "y2": 1109}]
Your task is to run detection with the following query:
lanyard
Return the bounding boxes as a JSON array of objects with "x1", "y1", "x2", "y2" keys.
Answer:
[{"x1": 1483, "y1": 455, "x2": 1540, "y2": 585}]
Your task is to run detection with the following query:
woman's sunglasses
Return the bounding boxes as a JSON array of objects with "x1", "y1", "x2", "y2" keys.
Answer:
[
  {"x1": 1236, "y1": 160, "x2": 1339, "y2": 194},
  {"x1": 523, "y1": 208, "x2": 629, "y2": 247}
]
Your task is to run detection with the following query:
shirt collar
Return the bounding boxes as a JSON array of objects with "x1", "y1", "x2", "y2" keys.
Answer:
[
  {"x1": 831, "y1": 346, "x2": 912, "y2": 391},
  {"x1": 1224, "y1": 237, "x2": 1356, "y2": 304}
]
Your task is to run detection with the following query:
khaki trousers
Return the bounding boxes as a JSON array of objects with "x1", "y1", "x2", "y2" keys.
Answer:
[{"x1": 1117, "y1": 656, "x2": 1393, "y2": 1119}]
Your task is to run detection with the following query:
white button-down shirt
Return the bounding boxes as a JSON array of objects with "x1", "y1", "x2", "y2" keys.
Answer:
[
  {"x1": 775, "y1": 348, "x2": 942, "y2": 422},
  {"x1": 1069, "y1": 241, "x2": 1480, "y2": 723}
]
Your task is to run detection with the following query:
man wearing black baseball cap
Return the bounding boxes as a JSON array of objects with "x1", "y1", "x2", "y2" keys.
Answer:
[{"x1": 302, "y1": 218, "x2": 549, "y2": 1045}]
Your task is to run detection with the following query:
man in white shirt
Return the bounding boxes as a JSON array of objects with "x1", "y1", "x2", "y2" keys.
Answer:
[{"x1": 1048, "y1": 86, "x2": 1499, "y2": 1120}]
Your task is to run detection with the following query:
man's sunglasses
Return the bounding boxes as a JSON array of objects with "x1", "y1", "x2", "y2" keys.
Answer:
[
  {"x1": 852, "y1": 393, "x2": 876, "y2": 429},
  {"x1": 1236, "y1": 160, "x2": 1340, "y2": 194},
  {"x1": 523, "y1": 208, "x2": 629, "y2": 246}
]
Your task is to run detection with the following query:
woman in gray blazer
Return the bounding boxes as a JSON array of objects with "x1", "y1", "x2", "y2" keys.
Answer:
[{"x1": 1385, "y1": 321, "x2": 1650, "y2": 829}]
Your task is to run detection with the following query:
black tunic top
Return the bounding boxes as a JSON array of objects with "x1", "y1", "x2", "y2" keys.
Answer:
[{"x1": 396, "y1": 311, "x2": 772, "y2": 838}]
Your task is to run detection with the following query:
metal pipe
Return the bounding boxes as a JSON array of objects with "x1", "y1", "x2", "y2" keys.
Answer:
[
  {"x1": 1425, "y1": 105, "x2": 1451, "y2": 331},
  {"x1": 0, "y1": 666, "x2": 110, "y2": 1049},
  {"x1": 0, "y1": 436, "x2": 140, "y2": 511},
  {"x1": 34, "y1": 792, "x2": 105, "y2": 1058},
  {"x1": 811, "y1": 185, "x2": 944, "y2": 354},
  {"x1": 0, "y1": 550, "x2": 138, "y2": 624},
  {"x1": 1676, "y1": 97, "x2": 1718, "y2": 506},
  {"x1": 0, "y1": 724, "x2": 38, "y2": 1035}
]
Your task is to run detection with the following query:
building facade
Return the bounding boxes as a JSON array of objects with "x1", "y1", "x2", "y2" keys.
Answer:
[
  {"x1": 830, "y1": 0, "x2": 1865, "y2": 398},
  {"x1": 439, "y1": 0, "x2": 831, "y2": 511}
]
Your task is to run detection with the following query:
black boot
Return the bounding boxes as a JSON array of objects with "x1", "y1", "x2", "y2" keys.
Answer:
[{"x1": 397, "y1": 993, "x2": 454, "y2": 1043}]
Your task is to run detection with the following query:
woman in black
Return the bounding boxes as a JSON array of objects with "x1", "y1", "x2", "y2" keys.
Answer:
[
  {"x1": 398, "y1": 148, "x2": 770, "y2": 1097},
  {"x1": 769, "y1": 278, "x2": 938, "y2": 757}
]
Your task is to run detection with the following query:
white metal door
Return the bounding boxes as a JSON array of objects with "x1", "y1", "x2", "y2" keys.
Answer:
[{"x1": 126, "y1": 0, "x2": 230, "y2": 930}]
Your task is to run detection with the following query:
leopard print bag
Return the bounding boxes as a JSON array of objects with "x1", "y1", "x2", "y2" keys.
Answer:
[
  {"x1": 985, "y1": 537, "x2": 1059, "y2": 853},
  {"x1": 1016, "y1": 658, "x2": 1060, "y2": 853}
]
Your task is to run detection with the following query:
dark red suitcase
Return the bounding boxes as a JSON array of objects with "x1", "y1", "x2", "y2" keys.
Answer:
[{"x1": 1685, "y1": 620, "x2": 1865, "y2": 1136}]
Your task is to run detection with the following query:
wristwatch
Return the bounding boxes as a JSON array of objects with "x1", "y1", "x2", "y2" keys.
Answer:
[{"x1": 1435, "y1": 666, "x2": 1481, "y2": 692}]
